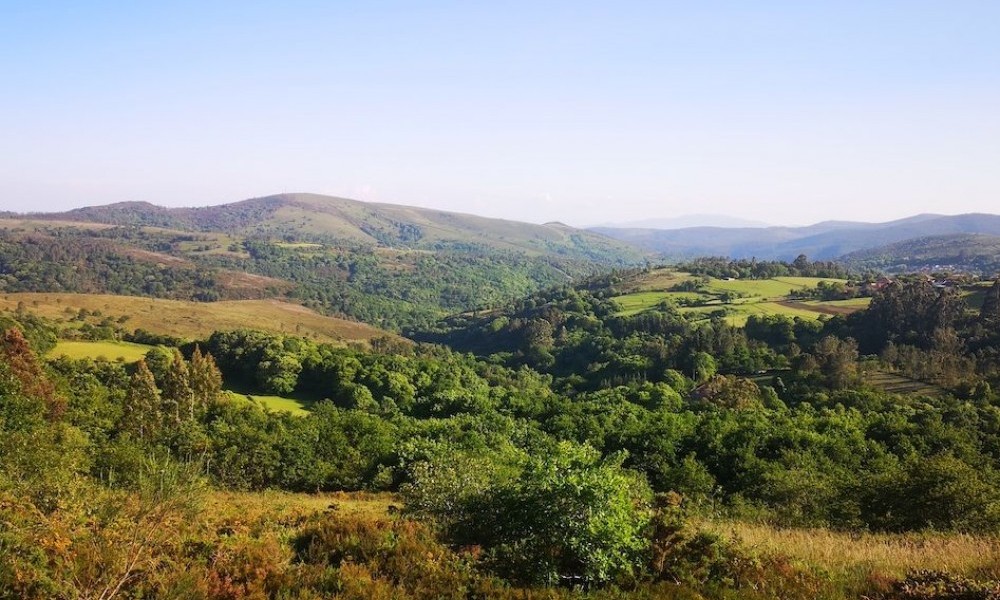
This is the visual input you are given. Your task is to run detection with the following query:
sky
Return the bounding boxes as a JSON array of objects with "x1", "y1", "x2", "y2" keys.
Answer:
[{"x1": 1, "y1": 1, "x2": 998, "y2": 227}]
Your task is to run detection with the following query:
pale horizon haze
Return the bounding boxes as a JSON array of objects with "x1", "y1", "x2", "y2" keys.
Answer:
[{"x1": 2, "y1": 1, "x2": 998, "y2": 227}]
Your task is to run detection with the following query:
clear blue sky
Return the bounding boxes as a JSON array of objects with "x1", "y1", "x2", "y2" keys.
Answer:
[{"x1": 2, "y1": 1, "x2": 998, "y2": 226}]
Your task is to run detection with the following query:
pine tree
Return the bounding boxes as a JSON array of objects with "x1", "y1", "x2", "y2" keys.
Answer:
[
  {"x1": 122, "y1": 359, "x2": 161, "y2": 439},
  {"x1": 161, "y1": 348, "x2": 194, "y2": 425},
  {"x1": 188, "y1": 345, "x2": 223, "y2": 416}
]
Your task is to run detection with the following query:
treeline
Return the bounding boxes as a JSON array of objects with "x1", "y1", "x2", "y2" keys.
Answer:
[{"x1": 679, "y1": 255, "x2": 851, "y2": 280}]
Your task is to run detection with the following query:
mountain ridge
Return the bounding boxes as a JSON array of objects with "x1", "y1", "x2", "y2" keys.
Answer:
[
  {"x1": 12, "y1": 193, "x2": 646, "y2": 263},
  {"x1": 592, "y1": 213, "x2": 1000, "y2": 261}
]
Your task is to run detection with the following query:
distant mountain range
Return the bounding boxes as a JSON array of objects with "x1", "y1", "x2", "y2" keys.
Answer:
[
  {"x1": 591, "y1": 213, "x2": 1000, "y2": 267},
  {"x1": 7, "y1": 195, "x2": 1000, "y2": 280},
  {"x1": 594, "y1": 214, "x2": 771, "y2": 230},
  {"x1": 841, "y1": 233, "x2": 1000, "y2": 274}
]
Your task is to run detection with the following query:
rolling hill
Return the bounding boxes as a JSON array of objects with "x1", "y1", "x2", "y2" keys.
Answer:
[
  {"x1": 19, "y1": 193, "x2": 645, "y2": 262},
  {"x1": 0, "y1": 293, "x2": 394, "y2": 344},
  {"x1": 592, "y1": 213, "x2": 1000, "y2": 261},
  {"x1": 840, "y1": 233, "x2": 1000, "y2": 275},
  {"x1": 0, "y1": 194, "x2": 646, "y2": 330}
]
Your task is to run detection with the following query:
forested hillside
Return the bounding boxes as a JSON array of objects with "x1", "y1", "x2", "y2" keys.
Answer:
[
  {"x1": 6, "y1": 256, "x2": 1000, "y2": 597},
  {"x1": 0, "y1": 196, "x2": 646, "y2": 329},
  {"x1": 842, "y1": 233, "x2": 1000, "y2": 274}
]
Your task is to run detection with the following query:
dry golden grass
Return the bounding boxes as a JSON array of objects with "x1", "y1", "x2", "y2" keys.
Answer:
[
  {"x1": 705, "y1": 520, "x2": 1000, "y2": 579},
  {"x1": 201, "y1": 490, "x2": 399, "y2": 532},
  {"x1": 0, "y1": 293, "x2": 397, "y2": 344}
]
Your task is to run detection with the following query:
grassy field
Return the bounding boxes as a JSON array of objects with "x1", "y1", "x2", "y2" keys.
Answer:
[
  {"x1": 680, "y1": 301, "x2": 830, "y2": 326},
  {"x1": 226, "y1": 391, "x2": 312, "y2": 416},
  {"x1": 0, "y1": 293, "x2": 395, "y2": 344},
  {"x1": 707, "y1": 520, "x2": 1000, "y2": 581},
  {"x1": 203, "y1": 490, "x2": 1000, "y2": 581},
  {"x1": 613, "y1": 272, "x2": 859, "y2": 325},
  {"x1": 706, "y1": 276, "x2": 846, "y2": 298},
  {"x1": 628, "y1": 270, "x2": 695, "y2": 292},
  {"x1": 50, "y1": 340, "x2": 153, "y2": 362},
  {"x1": 867, "y1": 371, "x2": 944, "y2": 397},
  {"x1": 613, "y1": 291, "x2": 707, "y2": 315},
  {"x1": 203, "y1": 490, "x2": 1000, "y2": 588}
]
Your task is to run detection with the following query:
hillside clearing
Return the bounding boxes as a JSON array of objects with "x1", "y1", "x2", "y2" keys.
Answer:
[
  {"x1": 227, "y1": 391, "x2": 312, "y2": 416},
  {"x1": 0, "y1": 293, "x2": 395, "y2": 344},
  {"x1": 613, "y1": 274, "x2": 860, "y2": 324},
  {"x1": 50, "y1": 340, "x2": 153, "y2": 362},
  {"x1": 867, "y1": 371, "x2": 944, "y2": 397}
]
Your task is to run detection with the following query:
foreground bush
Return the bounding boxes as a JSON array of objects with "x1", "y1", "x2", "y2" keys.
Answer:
[{"x1": 404, "y1": 441, "x2": 653, "y2": 587}]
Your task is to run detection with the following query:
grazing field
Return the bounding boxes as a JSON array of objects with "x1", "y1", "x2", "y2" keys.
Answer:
[
  {"x1": 706, "y1": 276, "x2": 846, "y2": 298},
  {"x1": 613, "y1": 290, "x2": 707, "y2": 315},
  {"x1": 0, "y1": 293, "x2": 396, "y2": 344},
  {"x1": 613, "y1": 273, "x2": 858, "y2": 324},
  {"x1": 800, "y1": 297, "x2": 871, "y2": 313},
  {"x1": 628, "y1": 269, "x2": 695, "y2": 291},
  {"x1": 50, "y1": 340, "x2": 153, "y2": 362},
  {"x1": 678, "y1": 300, "x2": 826, "y2": 326}
]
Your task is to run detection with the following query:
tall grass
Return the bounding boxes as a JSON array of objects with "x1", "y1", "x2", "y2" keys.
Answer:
[{"x1": 706, "y1": 520, "x2": 1000, "y2": 580}]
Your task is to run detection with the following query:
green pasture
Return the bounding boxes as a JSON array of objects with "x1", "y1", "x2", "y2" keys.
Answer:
[
  {"x1": 613, "y1": 291, "x2": 705, "y2": 316},
  {"x1": 226, "y1": 391, "x2": 312, "y2": 416},
  {"x1": 706, "y1": 276, "x2": 847, "y2": 298},
  {"x1": 50, "y1": 340, "x2": 153, "y2": 362},
  {"x1": 631, "y1": 270, "x2": 694, "y2": 291},
  {"x1": 678, "y1": 301, "x2": 826, "y2": 326},
  {"x1": 612, "y1": 274, "x2": 853, "y2": 321}
]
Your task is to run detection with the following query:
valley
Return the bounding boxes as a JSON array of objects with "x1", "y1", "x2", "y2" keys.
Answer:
[{"x1": 2, "y1": 197, "x2": 1000, "y2": 599}]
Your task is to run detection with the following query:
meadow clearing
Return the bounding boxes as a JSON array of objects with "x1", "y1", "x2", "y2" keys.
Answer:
[
  {"x1": 0, "y1": 292, "x2": 391, "y2": 344},
  {"x1": 612, "y1": 272, "x2": 865, "y2": 325}
]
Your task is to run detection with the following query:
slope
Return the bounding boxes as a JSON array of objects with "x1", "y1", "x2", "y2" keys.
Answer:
[
  {"x1": 0, "y1": 196, "x2": 645, "y2": 330},
  {"x1": 22, "y1": 193, "x2": 645, "y2": 263},
  {"x1": 0, "y1": 293, "x2": 394, "y2": 344},
  {"x1": 841, "y1": 233, "x2": 1000, "y2": 274}
]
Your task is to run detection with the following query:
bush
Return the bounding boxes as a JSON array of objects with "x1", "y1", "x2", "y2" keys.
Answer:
[{"x1": 405, "y1": 441, "x2": 653, "y2": 587}]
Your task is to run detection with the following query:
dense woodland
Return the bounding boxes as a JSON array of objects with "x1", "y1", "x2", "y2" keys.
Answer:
[{"x1": 5, "y1": 252, "x2": 1000, "y2": 597}]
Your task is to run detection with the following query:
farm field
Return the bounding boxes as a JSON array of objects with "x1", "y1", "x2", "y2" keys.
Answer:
[
  {"x1": 706, "y1": 276, "x2": 846, "y2": 298},
  {"x1": 867, "y1": 371, "x2": 944, "y2": 397},
  {"x1": 677, "y1": 300, "x2": 827, "y2": 326},
  {"x1": 0, "y1": 293, "x2": 394, "y2": 344},
  {"x1": 613, "y1": 273, "x2": 860, "y2": 325},
  {"x1": 50, "y1": 340, "x2": 153, "y2": 362},
  {"x1": 801, "y1": 297, "x2": 871, "y2": 311}
]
